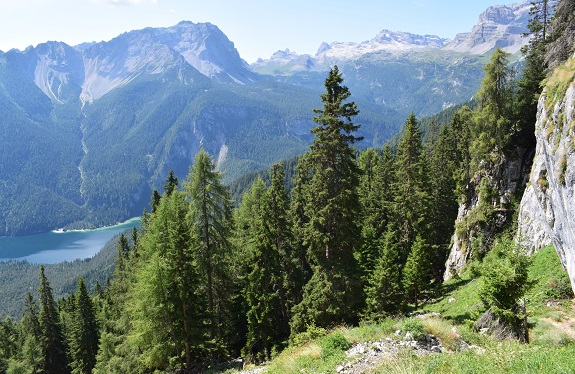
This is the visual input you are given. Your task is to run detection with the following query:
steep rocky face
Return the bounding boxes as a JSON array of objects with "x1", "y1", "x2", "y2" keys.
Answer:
[
  {"x1": 518, "y1": 62, "x2": 575, "y2": 292},
  {"x1": 444, "y1": 0, "x2": 530, "y2": 54},
  {"x1": 444, "y1": 148, "x2": 531, "y2": 280},
  {"x1": 152, "y1": 21, "x2": 258, "y2": 84}
]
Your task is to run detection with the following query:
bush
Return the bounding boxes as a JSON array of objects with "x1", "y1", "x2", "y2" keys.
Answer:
[
  {"x1": 290, "y1": 324, "x2": 327, "y2": 347},
  {"x1": 320, "y1": 333, "x2": 350, "y2": 358},
  {"x1": 401, "y1": 317, "x2": 426, "y2": 340},
  {"x1": 545, "y1": 276, "x2": 575, "y2": 300}
]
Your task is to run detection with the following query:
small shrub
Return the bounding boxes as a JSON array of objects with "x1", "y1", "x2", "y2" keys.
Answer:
[
  {"x1": 401, "y1": 317, "x2": 425, "y2": 340},
  {"x1": 320, "y1": 332, "x2": 350, "y2": 358},
  {"x1": 545, "y1": 276, "x2": 575, "y2": 300},
  {"x1": 558, "y1": 155, "x2": 568, "y2": 185},
  {"x1": 290, "y1": 324, "x2": 327, "y2": 347}
]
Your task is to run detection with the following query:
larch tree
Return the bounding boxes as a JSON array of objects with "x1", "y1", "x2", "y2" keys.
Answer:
[
  {"x1": 471, "y1": 47, "x2": 515, "y2": 165},
  {"x1": 291, "y1": 65, "x2": 364, "y2": 332},
  {"x1": 185, "y1": 149, "x2": 234, "y2": 343},
  {"x1": 129, "y1": 189, "x2": 208, "y2": 371}
]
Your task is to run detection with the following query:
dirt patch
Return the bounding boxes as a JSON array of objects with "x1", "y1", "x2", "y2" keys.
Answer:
[{"x1": 540, "y1": 316, "x2": 575, "y2": 339}]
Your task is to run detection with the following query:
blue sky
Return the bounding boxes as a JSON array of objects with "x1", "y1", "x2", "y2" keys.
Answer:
[{"x1": 0, "y1": 0, "x2": 521, "y2": 62}]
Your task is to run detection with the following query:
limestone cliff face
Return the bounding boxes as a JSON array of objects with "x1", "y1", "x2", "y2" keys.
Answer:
[
  {"x1": 518, "y1": 65, "x2": 575, "y2": 292},
  {"x1": 444, "y1": 0, "x2": 530, "y2": 54},
  {"x1": 444, "y1": 148, "x2": 531, "y2": 280}
]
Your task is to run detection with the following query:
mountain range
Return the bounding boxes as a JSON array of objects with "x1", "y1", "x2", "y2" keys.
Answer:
[{"x1": 0, "y1": 1, "x2": 531, "y2": 236}]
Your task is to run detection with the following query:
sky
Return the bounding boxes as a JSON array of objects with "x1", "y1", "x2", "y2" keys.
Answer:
[{"x1": 0, "y1": 0, "x2": 520, "y2": 63}]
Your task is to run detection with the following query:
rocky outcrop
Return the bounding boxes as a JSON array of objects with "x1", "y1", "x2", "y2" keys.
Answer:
[
  {"x1": 444, "y1": 148, "x2": 531, "y2": 280},
  {"x1": 444, "y1": 0, "x2": 530, "y2": 54},
  {"x1": 518, "y1": 64, "x2": 575, "y2": 293}
]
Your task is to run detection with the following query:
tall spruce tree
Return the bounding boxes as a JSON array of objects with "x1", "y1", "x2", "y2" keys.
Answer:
[
  {"x1": 19, "y1": 292, "x2": 42, "y2": 372},
  {"x1": 402, "y1": 235, "x2": 433, "y2": 308},
  {"x1": 393, "y1": 113, "x2": 426, "y2": 257},
  {"x1": 38, "y1": 266, "x2": 69, "y2": 374},
  {"x1": 69, "y1": 277, "x2": 99, "y2": 374},
  {"x1": 358, "y1": 148, "x2": 383, "y2": 281},
  {"x1": 291, "y1": 65, "x2": 364, "y2": 332},
  {"x1": 266, "y1": 163, "x2": 298, "y2": 329},
  {"x1": 364, "y1": 224, "x2": 405, "y2": 319},
  {"x1": 289, "y1": 155, "x2": 313, "y2": 300},
  {"x1": 242, "y1": 178, "x2": 286, "y2": 362},
  {"x1": 163, "y1": 169, "x2": 179, "y2": 196},
  {"x1": 426, "y1": 125, "x2": 460, "y2": 282}
]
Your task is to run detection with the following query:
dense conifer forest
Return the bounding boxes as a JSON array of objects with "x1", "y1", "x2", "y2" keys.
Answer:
[{"x1": 1, "y1": 1, "x2": 574, "y2": 372}]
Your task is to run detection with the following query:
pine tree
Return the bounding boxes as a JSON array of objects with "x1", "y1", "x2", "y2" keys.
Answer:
[
  {"x1": 450, "y1": 107, "x2": 474, "y2": 200},
  {"x1": 402, "y1": 235, "x2": 433, "y2": 308},
  {"x1": 69, "y1": 277, "x2": 99, "y2": 374},
  {"x1": 289, "y1": 155, "x2": 313, "y2": 300},
  {"x1": 358, "y1": 148, "x2": 382, "y2": 281},
  {"x1": 0, "y1": 317, "x2": 18, "y2": 373},
  {"x1": 163, "y1": 169, "x2": 179, "y2": 196},
  {"x1": 364, "y1": 225, "x2": 405, "y2": 319},
  {"x1": 393, "y1": 113, "x2": 426, "y2": 257},
  {"x1": 19, "y1": 292, "x2": 42, "y2": 372},
  {"x1": 471, "y1": 47, "x2": 515, "y2": 164},
  {"x1": 150, "y1": 189, "x2": 161, "y2": 214},
  {"x1": 118, "y1": 233, "x2": 130, "y2": 261},
  {"x1": 243, "y1": 164, "x2": 298, "y2": 361},
  {"x1": 372, "y1": 145, "x2": 395, "y2": 235},
  {"x1": 426, "y1": 125, "x2": 460, "y2": 282},
  {"x1": 545, "y1": 0, "x2": 575, "y2": 69},
  {"x1": 185, "y1": 149, "x2": 234, "y2": 343},
  {"x1": 291, "y1": 66, "x2": 364, "y2": 332},
  {"x1": 242, "y1": 178, "x2": 285, "y2": 362},
  {"x1": 38, "y1": 265, "x2": 69, "y2": 374},
  {"x1": 266, "y1": 163, "x2": 297, "y2": 330}
]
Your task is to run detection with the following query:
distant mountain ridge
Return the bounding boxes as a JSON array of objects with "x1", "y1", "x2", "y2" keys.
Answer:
[{"x1": 253, "y1": 0, "x2": 531, "y2": 71}]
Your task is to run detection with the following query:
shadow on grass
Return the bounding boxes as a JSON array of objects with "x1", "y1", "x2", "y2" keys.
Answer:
[{"x1": 420, "y1": 278, "x2": 479, "y2": 325}]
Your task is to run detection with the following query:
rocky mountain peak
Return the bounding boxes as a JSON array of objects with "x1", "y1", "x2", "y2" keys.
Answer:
[
  {"x1": 444, "y1": 0, "x2": 530, "y2": 54},
  {"x1": 316, "y1": 29, "x2": 448, "y2": 61},
  {"x1": 372, "y1": 30, "x2": 448, "y2": 48},
  {"x1": 21, "y1": 41, "x2": 85, "y2": 103}
]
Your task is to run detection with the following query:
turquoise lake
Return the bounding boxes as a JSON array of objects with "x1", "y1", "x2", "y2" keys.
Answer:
[{"x1": 0, "y1": 218, "x2": 140, "y2": 264}]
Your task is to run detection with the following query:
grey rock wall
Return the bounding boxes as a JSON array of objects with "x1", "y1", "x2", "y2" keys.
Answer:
[{"x1": 518, "y1": 81, "x2": 575, "y2": 292}]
